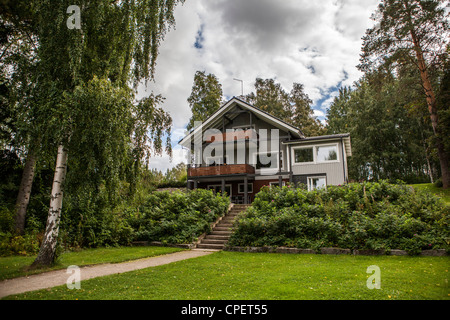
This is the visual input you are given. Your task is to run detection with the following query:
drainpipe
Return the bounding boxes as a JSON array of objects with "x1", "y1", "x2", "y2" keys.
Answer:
[{"x1": 341, "y1": 137, "x2": 347, "y2": 183}]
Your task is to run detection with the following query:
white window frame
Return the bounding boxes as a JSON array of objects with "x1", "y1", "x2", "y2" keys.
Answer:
[
  {"x1": 291, "y1": 144, "x2": 339, "y2": 165},
  {"x1": 316, "y1": 144, "x2": 339, "y2": 163},
  {"x1": 269, "y1": 181, "x2": 286, "y2": 187},
  {"x1": 292, "y1": 146, "x2": 314, "y2": 165},
  {"x1": 307, "y1": 176, "x2": 327, "y2": 191},
  {"x1": 238, "y1": 183, "x2": 253, "y2": 194}
]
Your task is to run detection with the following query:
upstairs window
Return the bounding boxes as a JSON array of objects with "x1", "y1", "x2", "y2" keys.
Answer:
[
  {"x1": 294, "y1": 147, "x2": 314, "y2": 163},
  {"x1": 316, "y1": 145, "x2": 337, "y2": 162},
  {"x1": 293, "y1": 144, "x2": 339, "y2": 164}
]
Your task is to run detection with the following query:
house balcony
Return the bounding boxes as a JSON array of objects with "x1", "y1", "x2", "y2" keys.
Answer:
[{"x1": 187, "y1": 164, "x2": 255, "y2": 177}]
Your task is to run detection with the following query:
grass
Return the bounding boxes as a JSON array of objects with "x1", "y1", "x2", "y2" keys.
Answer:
[
  {"x1": 411, "y1": 183, "x2": 450, "y2": 205},
  {"x1": 0, "y1": 246, "x2": 183, "y2": 281},
  {"x1": 4, "y1": 251, "x2": 449, "y2": 300}
]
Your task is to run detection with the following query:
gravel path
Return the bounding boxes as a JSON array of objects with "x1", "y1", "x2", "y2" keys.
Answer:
[{"x1": 0, "y1": 249, "x2": 215, "y2": 298}]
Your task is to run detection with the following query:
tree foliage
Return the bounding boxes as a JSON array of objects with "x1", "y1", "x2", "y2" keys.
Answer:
[
  {"x1": 186, "y1": 70, "x2": 223, "y2": 130},
  {"x1": 1, "y1": 0, "x2": 184, "y2": 265},
  {"x1": 327, "y1": 69, "x2": 437, "y2": 182},
  {"x1": 246, "y1": 78, "x2": 325, "y2": 137},
  {"x1": 359, "y1": 0, "x2": 449, "y2": 187}
]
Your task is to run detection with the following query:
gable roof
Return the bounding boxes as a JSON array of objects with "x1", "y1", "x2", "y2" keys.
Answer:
[{"x1": 179, "y1": 96, "x2": 304, "y2": 147}]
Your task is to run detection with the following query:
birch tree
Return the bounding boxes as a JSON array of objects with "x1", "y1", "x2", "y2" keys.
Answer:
[{"x1": 28, "y1": 0, "x2": 183, "y2": 267}]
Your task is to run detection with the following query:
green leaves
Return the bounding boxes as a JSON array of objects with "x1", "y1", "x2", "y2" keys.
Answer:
[
  {"x1": 326, "y1": 70, "x2": 436, "y2": 182},
  {"x1": 230, "y1": 182, "x2": 449, "y2": 254},
  {"x1": 246, "y1": 78, "x2": 325, "y2": 136},
  {"x1": 359, "y1": 0, "x2": 448, "y2": 72},
  {"x1": 187, "y1": 71, "x2": 223, "y2": 131},
  {"x1": 130, "y1": 189, "x2": 230, "y2": 244}
]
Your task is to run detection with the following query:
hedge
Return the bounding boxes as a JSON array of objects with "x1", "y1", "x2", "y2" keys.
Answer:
[
  {"x1": 128, "y1": 188, "x2": 230, "y2": 244},
  {"x1": 228, "y1": 181, "x2": 449, "y2": 255}
]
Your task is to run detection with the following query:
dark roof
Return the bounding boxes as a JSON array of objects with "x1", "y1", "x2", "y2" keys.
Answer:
[
  {"x1": 179, "y1": 96, "x2": 304, "y2": 145},
  {"x1": 283, "y1": 133, "x2": 350, "y2": 143}
]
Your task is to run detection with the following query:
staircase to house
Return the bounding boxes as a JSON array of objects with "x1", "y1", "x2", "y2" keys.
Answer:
[{"x1": 196, "y1": 204, "x2": 250, "y2": 250}]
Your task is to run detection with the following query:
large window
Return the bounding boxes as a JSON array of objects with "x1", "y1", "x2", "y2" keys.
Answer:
[
  {"x1": 308, "y1": 176, "x2": 326, "y2": 191},
  {"x1": 294, "y1": 147, "x2": 314, "y2": 163},
  {"x1": 316, "y1": 145, "x2": 337, "y2": 162},
  {"x1": 293, "y1": 144, "x2": 339, "y2": 164}
]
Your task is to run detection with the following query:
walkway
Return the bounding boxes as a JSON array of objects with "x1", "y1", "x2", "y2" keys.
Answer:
[{"x1": 0, "y1": 249, "x2": 215, "y2": 298}]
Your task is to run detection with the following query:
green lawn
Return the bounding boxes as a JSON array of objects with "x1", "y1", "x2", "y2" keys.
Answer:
[
  {"x1": 411, "y1": 183, "x2": 450, "y2": 205},
  {"x1": 0, "y1": 246, "x2": 183, "y2": 280},
  {"x1": 4, "y1": 251, "x2": 449, "y2": 300}
]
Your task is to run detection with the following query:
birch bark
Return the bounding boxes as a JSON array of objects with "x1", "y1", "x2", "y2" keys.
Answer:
[{"x1": 32, "y1": 145, "x2": 68, "y2": 267}]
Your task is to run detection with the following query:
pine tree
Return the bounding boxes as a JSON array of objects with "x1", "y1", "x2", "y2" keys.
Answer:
[
  {"x1": 289, "y1": 83, "x2": 325, "y2": 137},
  {"x1": 360, "y1": 0, "x2": 449, "y2": 188}
]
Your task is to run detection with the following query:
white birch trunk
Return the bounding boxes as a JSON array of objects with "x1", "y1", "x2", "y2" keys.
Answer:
[{"x1": 32, "y1": 145, "x2": 68, "y2": 267}]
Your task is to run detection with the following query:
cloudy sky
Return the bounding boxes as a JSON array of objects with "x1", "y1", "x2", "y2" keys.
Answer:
[{"x1": 140, "y1": 0, "x2": 381, "y2": 172}]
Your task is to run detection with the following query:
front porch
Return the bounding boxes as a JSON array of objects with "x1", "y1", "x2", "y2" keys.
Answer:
[{"x1": 187, "y1": 174, "x2": 290, "y2": 204}]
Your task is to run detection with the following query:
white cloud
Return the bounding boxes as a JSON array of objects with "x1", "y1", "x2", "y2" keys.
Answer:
[
  {"x1": 139, "y1": 0, "x2": 380, "y2": 171},
  {"x1": 313, "y1": 110, "x2": 325, "y2": 118},
  {"x1": 147, "y1": 145, "x2": 188, "y2": 173}
]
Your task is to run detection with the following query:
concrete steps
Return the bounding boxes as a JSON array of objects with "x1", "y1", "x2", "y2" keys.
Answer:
[{"x1": 196, "y1": 204, "x2": 250, "y2": 250}]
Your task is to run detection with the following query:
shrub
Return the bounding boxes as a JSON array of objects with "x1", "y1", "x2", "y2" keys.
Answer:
[
  {"x1": 128, "y1": 189, "x2": 230, "y2": 244},
  {"x1": 229, "y1": 181, "x2": 449, "y2": 254},
  {"x1": 0, "y1": 206, "x2": 14, "y2": 233},
  {"x1": 0, "y1": 232, "x2": 41, "y2": 256}
]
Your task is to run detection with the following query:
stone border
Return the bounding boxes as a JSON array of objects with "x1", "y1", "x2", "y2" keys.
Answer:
[{"x1": 224, "y1": 246, "x2": 448, "y2": 256}]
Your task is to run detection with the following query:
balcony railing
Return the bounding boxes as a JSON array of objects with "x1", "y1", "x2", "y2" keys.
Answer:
[{"x1": 187, "y1": 164, "x2": 255, "y2": 177}]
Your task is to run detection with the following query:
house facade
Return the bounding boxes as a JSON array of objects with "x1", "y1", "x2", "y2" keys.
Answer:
[{"x1": 179, "y1": 97, "x2": 352, "y2": 204}]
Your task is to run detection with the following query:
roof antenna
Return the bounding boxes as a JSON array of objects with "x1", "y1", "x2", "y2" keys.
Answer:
[{"x1": 233, "y1": 78, "x2": 243, "y2": 96}]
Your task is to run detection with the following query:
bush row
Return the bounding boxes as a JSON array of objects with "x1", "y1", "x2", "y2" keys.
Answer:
[
  {"x1": 228, "y1": 181, "x2": 449, "y2": 255},
  {"x1": 128, "y1": 189, "x2": 230, "y2": 244},
  {"x1": 0, "y1": 189, "x2": 229, "y2": 256}
]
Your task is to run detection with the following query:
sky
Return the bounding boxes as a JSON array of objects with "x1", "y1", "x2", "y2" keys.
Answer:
[{"x1": 140, "y1": 0, "x2": 381, "y2": 172}]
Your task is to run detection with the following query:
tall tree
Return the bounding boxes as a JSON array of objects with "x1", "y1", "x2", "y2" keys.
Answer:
[
  {"x1": 246, "y1": 78, "x2": 325, "y2": 136},
  {"x1": 246, "y1": 78, "x2": 291, "y2": 124},
  {"x1": 326, "y1": 70, "x2": 438, "y2": 183},
  {"x1": 326, "y1": 86, "x2": 352, "y2": 135},
  {"x1": 1, "y1": 0, "x2": 41, "y2": 234},
  {"x1": 359, "y1": 0, "x2": 449, "y2": 188},
  {"x1": 186, "y1": 71, "x2": 223, "y2": 130},
  {"x1": 289, "y1": 83, "x2": 325, "y2": 137},
  {"x1": 27, "y1": 0, "x2": 182, "y2": 267}
]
